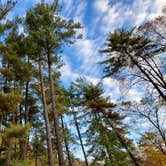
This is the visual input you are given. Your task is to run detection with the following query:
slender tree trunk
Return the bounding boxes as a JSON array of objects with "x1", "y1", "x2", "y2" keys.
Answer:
[
  {"x1": 6, "y1": 143, "x2": 12, "y2": 166},
  {"x1": 25, "y1": 81, "x2": 29, "y2": 124},
  {"x1": 4, "y1": 78, "x2": 8, "y2": 93},
  {"x1": 6, "y1": 112, "x2": 16, "y2": 165},
  {"x1": 39, "y1": 55, "x2": 54, "y2": 166},
  {"x1": 20, "y1": 81, "x2": 30, "y2": 160},
  {"x1": 141, "y1": 111, "x2": 166, "y2": 153},
  {"x1": 106, "y1": 145, "x2": 112, "y2": 162},
  {"x1": 73, "y1": 111, "x2": 89, "y2": 166},
  {"x1": 47, "y1": 52, "x2": 65, "y2": 166},
  {"x1": 19, "y1": 103, "x2": 22, "y2": 124},
  {"x1": 3, "y1": 63, "x2": 9, "y2": 93},
  {"x1": 61, "y1": 116, "x2": 72, "y2": 166},
  {"x1": 35, "y1": 153, "x2": 38, "y2": 166},
  {"x1": 35, "y1": 151, "x2": 39, "y2": 166},
  {"x1": 105, "y1": 116, "x2": 140, "y2": 166},
  {"x1": 128, "y1": 52, "x2": 166, "y2": 101},
  {"x1": 95, "y1": 113, "x2": 112, "y2": 162},
  {"x1": 0, "y1": 115, "x2": 2, "y2": 129},
  {"x1": 20, "y1": 140, "x2": 27, "y2": 160},
  {"x1": 12, "y1": 112, "x2": 16, "y2": 123}
]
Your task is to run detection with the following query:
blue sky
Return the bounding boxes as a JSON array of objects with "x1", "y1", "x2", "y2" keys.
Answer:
[{"x1": 7, "y1": 0, "x2": 165, "y2": 102}]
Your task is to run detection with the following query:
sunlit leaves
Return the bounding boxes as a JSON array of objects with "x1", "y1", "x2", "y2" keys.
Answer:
[{"x1": 0, "y1": 91, "x2": 22, "y2": 115}]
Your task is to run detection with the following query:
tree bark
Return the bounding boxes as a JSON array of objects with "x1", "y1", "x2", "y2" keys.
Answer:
[
  {"x1": 20, "y1": 140, "x2": 27, "y2": 161},
  {"x1": 47, "y1": 52, "x2": 65, "y2": 166},
  {"x1": 61, "y1": 116, "x2": 72, "y2": 166},
  {"x1": 6, "y1": 143, "x2": 12, "y2": 166},
  {"x1": 39, "y1": 55, "x2": 54, "y2": 166},
  {"x1": 73, "y1": 111, "x2": 89, "y2": 166},
  {"x1": 35, "y1": 151, "x2": 39, "y2": 166},
  {"x1": 105, "y1": 117, "x2": 140, "y2": 166},
  {"x1": 127, "y1": 52, "x2": 166, "y2": 101},
  {"x1": 19, "y1": 103, "x2": 22, "y2": 124},
  {"x1": 20, "y1": 80, "x2": 30, "y2": 160},
  {"x1": 25, "y1": 81, "x2": 30, "y2": 124},
  {"x1": 0, "y1": 115, "x2": 2, "y2": 129},
  {"x1": 95, "y1": 113, "x2": 112, "y2": 162}
]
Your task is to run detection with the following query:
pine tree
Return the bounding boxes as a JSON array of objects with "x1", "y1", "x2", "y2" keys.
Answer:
[
  {"x1": 71, "y1": 78, "x2": 138, "y2": 166},
  {"x1": 25, "y1": 2, "x2": 81, "y2": 165},
  {"x1": 100, "y1": 29, "x2": 166, "y2": 101}
]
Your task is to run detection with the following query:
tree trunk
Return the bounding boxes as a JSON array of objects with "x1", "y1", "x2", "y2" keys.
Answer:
[
  {"x1": 47, "y1": 52, "x2": 65, "y2": 166},
  {"x1": 39, "y1": 55, "x2": 54, "y2": 166},
  {"x1": 6, "y1": 143, "x2": 12, "y2": 166},
  {"x1": 35, "y1": 151, "x2": 39, "y2": 166},
  {"x1": 95, "y1": 113, "x2": 112, "y2": 162},
  {"x1": 128, "y1": 52, "x2": 166, "y2": 101},
  {"x1": 25, "y1": 81, "x2": 29, "y2": 124},
  {"x1": 61, "y1": 116, "x2": 72, "y2": 166},
  {"x1": 106, "y1": 117, "x2": 140, "y2": 166},
  {"x1": 20, "y1": 81, "x2": 30, "y2": 160},
  {"x1": 8, "y1": 112, "x2": 15, "y2": 162},
  {"x1": 0, "y1": 115, "x2": 2, "y2": 129},
  {"x1": 20, "y1": 140, "x2": 27, "y2": 161},
  {"x1": 19, "y1": 103, "x2": 22, "y2": 124},
  {"x1": 106, "y1": 145, "x2": 112, "y2": 162},
  {"x1": 25, "y1": 81, "x2": 30, "y2": 124},
  {"x1": 73, "y1": 111, "x2": 89, "y2": 166}
]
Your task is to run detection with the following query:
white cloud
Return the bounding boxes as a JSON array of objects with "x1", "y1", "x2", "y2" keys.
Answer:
[
  {"x1": 77, "y1": 39, "x2": 94, "y2": 56},
  {"x1": 94, "y1": 0, "x2": 109, "y2": 13},
  {"x1": 74, "y1": 1, "x2": 87, "y2": 23},
  {"x1": 132, "y1": 0, "x2": 151, "y2": 25},
  {"x1": 127, "y1": 89, "x2": 143, "y2": 102},
  {"x1": 60, "y1": 55, "x2": 100, "y2": 86},
  {"x1": 73, "y1": 35, "x2": 101, "y2": 76},
  {"x1": 93, "y1": 0, "x2": 166, "y2": 33},
  {"x1": 60, "y1": 57, "x2": 79, "y2": 84},
  {"x1": 102, "y1": 77, "x2": 121, "y2": 102}
]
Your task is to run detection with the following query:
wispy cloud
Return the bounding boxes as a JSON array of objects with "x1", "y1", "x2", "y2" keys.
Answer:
[
  {"x1": 94, "y1": 0, "x2": 110, "y2": 13},
  {"x1": 93, "y1": 0, "x2": 165, "y2": 33}
]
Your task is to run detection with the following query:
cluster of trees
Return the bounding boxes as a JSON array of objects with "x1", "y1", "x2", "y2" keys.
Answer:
[
  {"x1": 0, "y1": 0, "x2": 165, "y2": 166},
  {"x1": 100, "y1": 6, "x2": 166, "y2": 166}
]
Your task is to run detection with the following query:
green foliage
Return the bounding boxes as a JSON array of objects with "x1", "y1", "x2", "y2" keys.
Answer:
[
  {"x1": 71, "y1": 78, "x2": 131, "y2": 165},
  {"x1": 32, "y1": 137, "x2": 45, "y2": 154},
  {"x1": 100, "y1": 28, "x2": 160, "y2": 77},
  {"x1": 87, "y1": 118, "x2": 129, "y2": 166},
  {"x1": 0, "y1": 67, "x2": 15, "y2": 80},
  {"x1": 25, "y1": 3, "x2": 81, "y2": 55},
  {"x1": 11, "y1": 160, "x2": 31, "y2": 166},
  {"x1": 0, "y1": 31, "x2": 34, "y2": 82},
  {"x1": 0, "y1": 91, "x2": 22, "y2": 115},
  {"x1": 5, "y1": 123, "x2": 30, "y2": 140}
]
